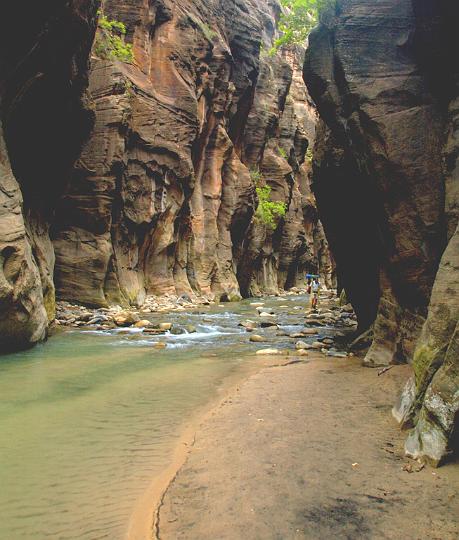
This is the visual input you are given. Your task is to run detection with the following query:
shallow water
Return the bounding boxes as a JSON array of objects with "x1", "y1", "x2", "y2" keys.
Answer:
[{"x1": 0, "y1": 295, "x2": 329, "y2": 539}]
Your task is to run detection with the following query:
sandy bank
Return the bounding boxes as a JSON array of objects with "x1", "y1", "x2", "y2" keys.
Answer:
[{"x1": 155, "y1": 357, "x2": 459, "y2": 539}]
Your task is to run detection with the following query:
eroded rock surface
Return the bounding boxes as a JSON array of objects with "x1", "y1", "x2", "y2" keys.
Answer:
[
  {"x1": 0, "y1": 1, "x2": 98, "y2": 350},
  {"x1": 304, "y1": 0, "x2": 458, "y2": 464},
  {"x1": 0, "y1": 0, "x2": 329, "y2": 350},
  {"x1": 52, "y1": 0, "x2": 330, "y2": 307}
]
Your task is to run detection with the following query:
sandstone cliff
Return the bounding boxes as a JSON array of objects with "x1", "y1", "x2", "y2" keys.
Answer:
[
  {"x1": 0, "y1": 1, "x2": 99, "y2": 351},
  {"x1": 0, "y1": 0, "x2": 329, "y2": 350},
  {"x1": 304, "y1": 0, "x2": 458, "y2": 464},
  {"x1": 52, "y1": 0, "x2": 330, "y2": 307}
]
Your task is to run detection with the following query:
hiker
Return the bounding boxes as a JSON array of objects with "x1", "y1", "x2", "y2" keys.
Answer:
[
  {"x1": 306, "y1": 277, "x2": 312, "y2": 294},
  {"x1": 311, "y1": 278, "x2": 320, "y2": 309}
]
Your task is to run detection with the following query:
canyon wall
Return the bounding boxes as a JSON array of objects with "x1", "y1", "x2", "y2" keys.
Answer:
[
  {"x1": 304, "y1": 0, "x2": 458, "y2": 464},
  {"x1": 0, "y1": 1, "x2": 99, "y2": 351},
  {"x1": 0, "y1": 0, "x2": 329, "y2": 350},
  {"x1": 52, "y1": 0, "x2": 331, "y2": 308}
]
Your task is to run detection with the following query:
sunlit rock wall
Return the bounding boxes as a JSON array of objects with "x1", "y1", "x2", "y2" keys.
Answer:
[{"x1": 53, "y1": 0, "x2": 330, "y2": 306}]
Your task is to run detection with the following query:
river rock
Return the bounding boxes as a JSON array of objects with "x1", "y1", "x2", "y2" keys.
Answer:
[
  {"x1": 249, "y1": 335, "x2": 265, "y2": 343},
  {"x1": 303, "y1": 328, "x2": 319, "y2": 335},
  {"x1": 305, "y1": 318, "x2": 325, "y2": 326},
  {"x1": 239, "y1": 320, "x2": 257, "y2": 330},
  {"x1": 295, "y1": 341, "x2": 309, "y2": 350},
  {"x1": 260, "y1": 321, "x2": 278, "y2": 328},
  {"x1": 158, "y1": 322, "x2": 173, "y2": 331},
  {"x1": 257, "y1": 306, "x2": 274, "y2": 314},
  {"x1": 255, "y1": 349, "x2": 281, "y2": 356},
  {"x1": 87, "y1": 315, "x2": 109, "y2": 325},
  {"x1": 170, "y1": 327, "x2": 185, "y2": 335},
  {"x1": 134, "y1": 320, "x2": 152, "y2": 328},
  {"x1": 311, "y1": 341, "x2": 324, "y2": 350},
  {"x1": 113, "y1": 312, "x2": 140, "y2": 327},
  {"x1": 327, "y1": 351, "x2": 348, "y2": 358},
  {"x1": 184, "y1": 325, "x2": 197, "y2": 334}
]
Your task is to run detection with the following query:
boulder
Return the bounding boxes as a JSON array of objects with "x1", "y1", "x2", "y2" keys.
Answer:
[{"x1": 113, "y1": 312, "x2": 140, "y2": 327}]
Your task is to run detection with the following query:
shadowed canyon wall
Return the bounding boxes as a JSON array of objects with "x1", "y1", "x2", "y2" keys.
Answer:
[
  {"x1": 304, "y1": 0, "x2": 458, "y2": 465},
  {"x1": 0, "y1": 1, "x2": 99, "y2": 351},
  {"x1": 0, "y1": 0, "x2": 330, "y2": 350}
]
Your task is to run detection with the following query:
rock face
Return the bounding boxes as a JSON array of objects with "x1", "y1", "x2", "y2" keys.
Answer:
[
  {"x1": 0, "y1": 0, "x2": 329, "y2": 350},
  {"x1": 52, "y1": 0, "x2": 330, "y2": 306},
  {"x1": 304, "y1": 0, "x2": 458, "y2": 464},
  {"x1": 0, "y1": 1, "x2": 99, "y2": 350}
]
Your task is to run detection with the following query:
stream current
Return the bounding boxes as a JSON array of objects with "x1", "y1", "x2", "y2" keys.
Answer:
[{"x1": 0, "y1": 294, "x2": 334, "y2": 539}]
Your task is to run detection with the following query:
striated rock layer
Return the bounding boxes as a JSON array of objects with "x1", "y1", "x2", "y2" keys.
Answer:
[
  {"x1": 304, "y1": 0, "x2": 458, "y2": 464},
  {"x1": 52, "y1": 0, "x2": 331, "y2": 307},
  {"x1": 0, "y1": 0, "x2": 330, "y2": 350}
]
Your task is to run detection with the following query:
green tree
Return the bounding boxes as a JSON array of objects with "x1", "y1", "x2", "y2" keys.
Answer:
[{"x1": 272, "y1": 0, "x2": 335, "y2": 51}]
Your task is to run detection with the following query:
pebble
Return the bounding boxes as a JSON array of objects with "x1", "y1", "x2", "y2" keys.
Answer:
[
  {"x1": 250, "y1": 335, "x2": 265, "y2": 343},
  {"x1": 295, "y1": 341, "x2": 309, "y2": 350}
]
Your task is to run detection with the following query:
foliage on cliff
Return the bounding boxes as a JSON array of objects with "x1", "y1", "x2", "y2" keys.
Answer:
[
  {"x1": 249, "y1": 169, "x2": 287, "y2": 230},
  {"x1": 94, "y1": 12, "x2": 134, "y2": 62},
  {"x1": 256, "y1": 189, "x2": 287, "y2": 230},
  {"x1": 273, "y1": 0, "x2": 335, "y2": 51}
]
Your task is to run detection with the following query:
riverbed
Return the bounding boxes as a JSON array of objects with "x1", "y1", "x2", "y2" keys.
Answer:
[{"x1": 0, "y1": 294, "x2": 341, "y2": 540}]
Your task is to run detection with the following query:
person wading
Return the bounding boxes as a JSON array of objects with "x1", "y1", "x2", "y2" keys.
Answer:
[{"x1": 311, "y1": 278, "x2": 320, "y2": 309}]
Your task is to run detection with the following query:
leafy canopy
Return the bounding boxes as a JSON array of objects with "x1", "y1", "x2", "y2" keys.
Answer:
[{"x1": 272, "y1": 0, "x2": 334, "y2": 51}]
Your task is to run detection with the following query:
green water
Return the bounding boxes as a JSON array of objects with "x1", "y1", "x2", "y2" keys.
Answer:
[{"x1": 0, "y1": 296, "x2": 321, "y2": 539}]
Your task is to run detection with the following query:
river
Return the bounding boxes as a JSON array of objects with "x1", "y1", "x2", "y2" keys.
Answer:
[{"x1": 0, "y1": 294, "x2": 329, "y2": 539}]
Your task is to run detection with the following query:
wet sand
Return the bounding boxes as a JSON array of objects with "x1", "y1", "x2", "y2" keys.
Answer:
[
  {"x1": 127, "y1": 354, "x2": 296, "y2": 540},
  {"x1": 155, "y1": 356, "x2": 459, "y2": 540}
]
